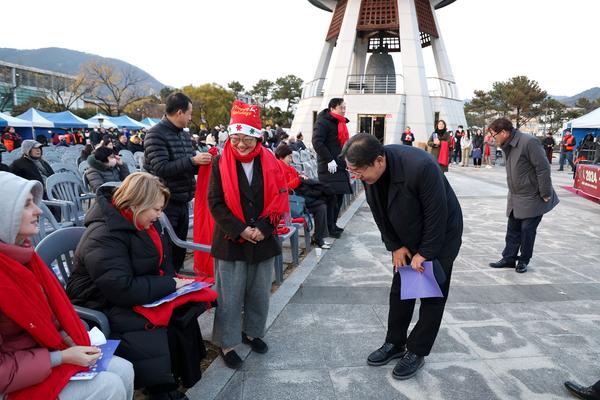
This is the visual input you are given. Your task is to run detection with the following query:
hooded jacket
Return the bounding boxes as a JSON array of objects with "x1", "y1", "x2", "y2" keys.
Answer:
[
  {"x1": 10, "y1": 140, "x2": 54, "y2": 194},
  {"x1": 0, "y1": 172, "x2": 64, "y2": 394},
  {"x1": 85, "y1": 154, "x2": 130, "y2": 192}
]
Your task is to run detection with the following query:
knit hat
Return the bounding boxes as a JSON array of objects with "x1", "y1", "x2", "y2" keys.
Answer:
[
  {"x1": 21, "y1": 140, "x2": 42, "y2": 157},
  {"x1": 228, "y1": 100, "x2": 262, "y2": 138},
  {"x1": 0, "y1": 172, "x2": 43, "y2": 244},
  {"x1": 94, "y1": 146, "x2": 114, "y2": 163}
]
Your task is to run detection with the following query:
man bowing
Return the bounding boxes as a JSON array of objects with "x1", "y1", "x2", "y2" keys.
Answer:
[{"x1": 342, "y1": 133, "x2": 463, "y2": 380}]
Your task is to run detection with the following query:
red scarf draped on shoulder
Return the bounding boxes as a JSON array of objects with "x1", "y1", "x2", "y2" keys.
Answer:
[
  {"x1": 193, "y1": 147, "x2": 218, "y2": 277},
  {"x1": 330, "y1": 111, "x2": 349, "y2": 147},
  {"x1": 219, "y1": 140, "x2": 289, "y2": 226},
  {"x1": 0, "y1": 250, "x2": 90, "y2": 400}
]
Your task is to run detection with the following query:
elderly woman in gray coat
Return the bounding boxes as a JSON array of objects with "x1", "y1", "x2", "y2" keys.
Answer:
[{"x1": 85, "y1": 146, "x2": 130, "y2": 192}]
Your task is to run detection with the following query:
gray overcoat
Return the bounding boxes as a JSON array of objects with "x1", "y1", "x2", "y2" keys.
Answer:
[{"x1": 502, "y1": 130, "x2": 559, "y2": 219}]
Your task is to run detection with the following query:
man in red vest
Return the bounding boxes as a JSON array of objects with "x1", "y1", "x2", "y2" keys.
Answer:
[{"x1": 558, "y1": 129, "x2": 576, "y2": 172}]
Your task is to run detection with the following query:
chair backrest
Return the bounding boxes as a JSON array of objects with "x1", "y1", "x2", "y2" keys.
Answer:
[
  {"x1": 35, "y1": 226, "x2": 86, "y2": 287},
  {"x1": 46, "y1": 173, "x2": 89, "y2": 220},
  {"x1": 43, "y1": 154, "x2": 62, "y2": 164},
  {"x1": 299, "y1": 150, "x2": 311, "y2": 162},
  {"x1": 49, "y1": 162, "x2": 81, "y2": 179},
  {"x1": 292, "y1": 151, "x2": 301, "y2": 164},
  {"x1": 31, "y1": 202, "x2": 62, "y2": 247},
  {"x1": 78, "y1": 160, "x2": 90, "y2": 176},
  {"x1": 133, "y1": 152, "x2": 145, "y2": 169}
]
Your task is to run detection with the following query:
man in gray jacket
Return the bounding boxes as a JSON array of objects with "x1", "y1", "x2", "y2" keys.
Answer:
[{"x1": 488, "y1": 118, "x2": 559, "y2": 273}]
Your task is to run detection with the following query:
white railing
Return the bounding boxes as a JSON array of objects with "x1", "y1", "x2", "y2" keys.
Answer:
[
  {"x1": 301, "y1": 78, "x2": 326, "y2": 99},
  {"x1": 345, "y1": 74, "x2": 404, "y2": 95},
  {"x1": 427, "y1": 77, "x2": 458, "y2": 99}
]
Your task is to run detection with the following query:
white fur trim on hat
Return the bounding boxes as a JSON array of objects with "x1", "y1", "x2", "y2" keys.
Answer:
[{"x1": 228, "y1": 123, "x2": 262, "y2": 138}]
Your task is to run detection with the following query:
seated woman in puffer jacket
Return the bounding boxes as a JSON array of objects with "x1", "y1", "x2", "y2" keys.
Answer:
[
  {"x1": 66, "y1": 172, "x2": 209, "y2": 400},
  {"x1": 0, "y1": 171, "x2": 134, "y2": 400},
  {"x1": 85, "y1": 146, "x2": 130, "y2": 192}
]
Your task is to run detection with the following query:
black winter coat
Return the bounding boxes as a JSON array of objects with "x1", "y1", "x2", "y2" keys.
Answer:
[
  {"x1": 312, "y1": 109, "x2": 353, "y2": 194},
  {"x1": 85, "y1": 155, "x2": 130, "y2": 192},
  {"x1": 10, "y1": 156, "x2": 54, "y2": 197},
  {"x1": 364, "y1": 145, "x2": 463, "y2": 262},
  {"x1": 128, "y1": 142, "x2": 144, "y2": 154},
  {"x1": 66, "y1": 188, "x2": 191, "y2": 388},
  {"x1": 208, "y1": 156, "x2": 281, "y2": 264},
  {"x1": 144, "y1": 117, "x2": 196, "y2": 203}
]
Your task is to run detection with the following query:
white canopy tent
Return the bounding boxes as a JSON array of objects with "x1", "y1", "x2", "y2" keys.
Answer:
[
  {"x1": 569, "y1": 107, "x2": 600, "y2": 129},
  {"x1": 87, "y1": 114, "x2": 118, "y2": 129},
  {"x1": 0, "y1": 112, "x2": 32, "y2": 128}
]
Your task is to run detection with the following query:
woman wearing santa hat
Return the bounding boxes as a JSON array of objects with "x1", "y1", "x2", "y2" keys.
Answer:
[{"x1": 208, "y1": 101, "x2": 289, "y2": 369}]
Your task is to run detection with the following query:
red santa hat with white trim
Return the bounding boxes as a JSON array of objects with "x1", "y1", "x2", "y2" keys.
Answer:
[{"x1": 228, "y1": 100, "x2": 262, "y2": 138}]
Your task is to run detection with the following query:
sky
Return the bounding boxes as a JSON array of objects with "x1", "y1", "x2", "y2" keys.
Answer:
[{"x1": 3, "y1": 0, "x2": 599, "y2": 99}]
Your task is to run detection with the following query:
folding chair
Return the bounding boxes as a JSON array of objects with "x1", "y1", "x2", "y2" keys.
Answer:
[
  {"x1": 35, "y1": 227, "x2": 111, "y2": 336},
  {"x1": 31, "y1": 201, "x2": 75, "y2": 247},
  {"x1": 46, "y1": 173, "x2": 95, "y2": 226}
]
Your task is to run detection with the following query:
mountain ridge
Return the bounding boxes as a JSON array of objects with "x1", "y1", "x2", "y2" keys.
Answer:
[{"x1": 0, "y1": 47, "x2": 165, "y2": 95}]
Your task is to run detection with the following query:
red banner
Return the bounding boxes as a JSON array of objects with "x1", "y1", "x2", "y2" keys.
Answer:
[{"x1": 574, "y1": 164, "x2": 600, "y2": 200}]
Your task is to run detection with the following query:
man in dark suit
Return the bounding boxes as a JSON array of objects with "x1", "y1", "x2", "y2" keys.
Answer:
[
  {"x1": 342, "y1": 133, "x2": 463, "y2": 380},
  {"x1": 488, "y1": 118, "x2": 559, "y2": 273}
]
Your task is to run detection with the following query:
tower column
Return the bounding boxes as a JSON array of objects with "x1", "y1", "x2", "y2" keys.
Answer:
[
  {"x1": 314, "y1": 40, "x2": 335, "y2": 95},
  {"x1": 319, "y1": 0, "x2": 363, "y2": 108},
  {"x1": 429, "y1": 0, "x2": 458, "y2": 99},
  {"x1": 397, "y1": 0, "x2": 434, "y2": 143}
]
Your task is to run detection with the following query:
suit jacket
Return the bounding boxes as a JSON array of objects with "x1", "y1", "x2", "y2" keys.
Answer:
[
  {"x1": 208, "y1": 156, "x2": 280, "y2": 264},
  {"x1": 502, "y1": 130, "x2": 559, "y2": 219},
  {"x1": 364, "y1": 145, "x2": 463, "y2": 261}
]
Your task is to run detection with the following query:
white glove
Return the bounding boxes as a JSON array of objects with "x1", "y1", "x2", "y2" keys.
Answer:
[{"x1": 327, "y1": 160, "x2": 337, "y2": 174}]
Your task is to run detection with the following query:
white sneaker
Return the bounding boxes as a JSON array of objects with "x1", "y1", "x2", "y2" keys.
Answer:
[{"x1": 486, "y1": 165, "x2": 492, "y2": 169}]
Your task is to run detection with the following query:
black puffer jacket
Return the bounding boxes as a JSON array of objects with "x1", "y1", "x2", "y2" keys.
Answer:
[
  {"x1": 312, "y1": 109, "x2": 352, "y2": 194},
  {"x1": 143, "y1": 117, "x2": 196, "y2": 203},
  {"x1": 85, "y1": 154, "x2": 130, "y2": 192},
  {"x1": 66, "y1": 188, "x2": 179, "y2": 388}
]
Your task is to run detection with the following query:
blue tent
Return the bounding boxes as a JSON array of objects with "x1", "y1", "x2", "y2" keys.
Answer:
[
  {"x1": 37, "y1": 110, "x2": 93, "y2": 129},
  {"x1": 110, "y1": 115, "x2": 147, "y2": 130},
  {"x1": 140, "y1": 117, "x2": 161, "y2": 127},
  {"x1": 0, "y1": 112, "x2": 31, "y2": 128},
  {"x1": 15, "y1": 108, "x2": 54, "y2": 128}
]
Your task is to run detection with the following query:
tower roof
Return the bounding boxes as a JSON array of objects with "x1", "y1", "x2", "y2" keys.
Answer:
[{"x1": 308, "y1": 0, "x2": 456, "y2": 12}]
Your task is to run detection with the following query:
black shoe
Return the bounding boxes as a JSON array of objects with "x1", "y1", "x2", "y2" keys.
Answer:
[
  {"x1": 168, "y1": 391, "x2": 189, "y2": 400},
  {"x1": 221, "y1": 349, "x2": 243, "y2": 369},
  {"x1": 367, "y1": 342, "x2": 407, "y2": 366},
  {"x1": 328, "y1": 230, "x2": 341, "y2": 239},
  {"x1": 334, "y1": 225, "x2": 344, "y2": 233},
  {"x1": 516, "y1": 262, "x2": 528, "y2": 273},
  {"x1": 489, "y1": 259, "x2": 516, "y2": 269},
  {"x1": 242, "y1": 333, "x2": 268, "y2": 354},
  {"x1": 311, "y1": 238, "x2": 332, "y2": 249},
  {"x1": 392, "y1": 351, "x2": 425, "y2": 380},
  {"x1": 564, "y1": 381, "x2": 600, "y2": 400}
]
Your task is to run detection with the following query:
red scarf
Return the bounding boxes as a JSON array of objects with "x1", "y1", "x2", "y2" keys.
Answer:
[
  {"x1": 193, "y1": 147, "x2": 218, "y2": 277},
  {"x1": 330, "y1": 111, "x2": 349, "y2": 147},
  {"x1": 219, "y1": 140, "x2": 289, "y2": 228},
  {"x1": 0, "y1": 251, "x2": 90, "y2": 400},
  {"x1": 116, "y1": 204, "x2": 163, "y2": 268},
  {"x1": 278, "y1": 159, "x2": 301, "y2": 190}
]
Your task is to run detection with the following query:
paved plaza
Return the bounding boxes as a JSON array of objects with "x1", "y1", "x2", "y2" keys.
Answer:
[{"x1": 189, "y1": 164, "x2": 600, "y2": 400}]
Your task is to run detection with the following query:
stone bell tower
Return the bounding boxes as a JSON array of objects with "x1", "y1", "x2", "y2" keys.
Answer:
[{"x1": 292, "y1": 0, "x2": 467, "y2": 145}]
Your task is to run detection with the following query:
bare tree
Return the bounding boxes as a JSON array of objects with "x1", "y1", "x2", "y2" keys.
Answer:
[
  {"x1": 82, "y1": 60, "x2": 147, "y2": 115},
  {"x1": 47, "y1": 74, "x2": 95, "y2": 110}
]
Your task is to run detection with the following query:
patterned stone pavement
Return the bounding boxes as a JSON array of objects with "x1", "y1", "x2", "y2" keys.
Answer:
[{"x1": 189, "y1": 164, "x2": 600, "y2": 400}]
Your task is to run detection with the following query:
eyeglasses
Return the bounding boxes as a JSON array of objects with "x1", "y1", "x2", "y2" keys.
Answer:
[
  {"x1": 347, "y1": 165, "x2": 369, "y2": 178},
  {"x1": 491, "y1": 130, "x2": 503, "y2": 138},
  {"x1": 229, "y1": 135, "x2": 257, "y2": 146}
]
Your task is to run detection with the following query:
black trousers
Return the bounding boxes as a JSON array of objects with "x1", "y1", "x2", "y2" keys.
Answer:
[
  {"x1": 164, "y1": 200, "x2": 190, "y2": 273},
  {"x1": 327, "y1": 194, "x2": 345, "y2": 231},
  {"x1": 385, "y1": 255, "x2": 455, "y2": 357},
  {"x1": 308, "y1": 203, "x2": 329, "y2": 241},
  {"x1": 501, "y1": 212, "x2": 543, "y2": 264},
  {"x1": 452, "y1": 147, "x2": 461, "y2": 163}
]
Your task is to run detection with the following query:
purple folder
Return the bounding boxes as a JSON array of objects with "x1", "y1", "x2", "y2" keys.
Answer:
[{"x1": 398, "y1": 261, "x2": 443, "y2": 300}]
